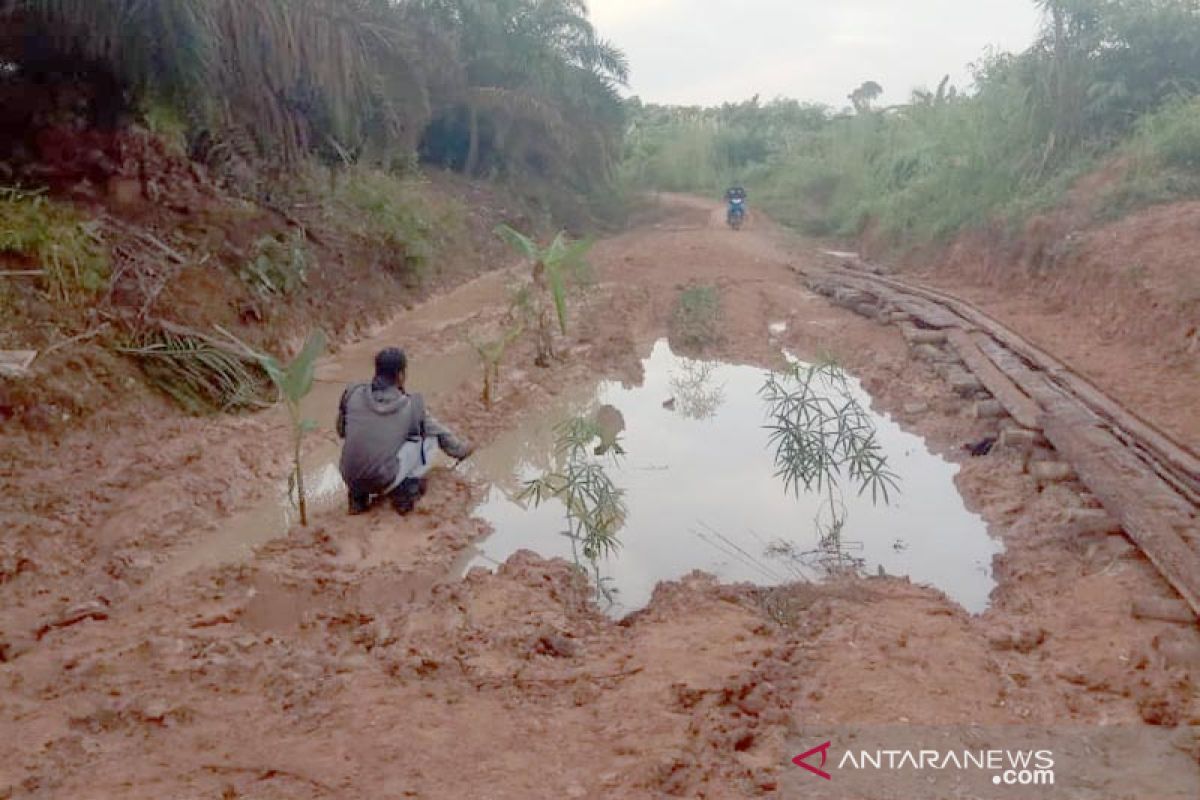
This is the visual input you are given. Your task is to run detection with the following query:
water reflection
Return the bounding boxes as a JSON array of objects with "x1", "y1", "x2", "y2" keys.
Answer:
[
  {"x1": 667, "y1": 358, "x2": 726, "y2": 421},
  {"x1": 464, "y1": 340, "x2": 1002, "y2": 613}
]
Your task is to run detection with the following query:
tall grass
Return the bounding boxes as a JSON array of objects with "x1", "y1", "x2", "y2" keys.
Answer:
[{"x1": 623, "y1": 0, "x2": 1200, "y2": 249}]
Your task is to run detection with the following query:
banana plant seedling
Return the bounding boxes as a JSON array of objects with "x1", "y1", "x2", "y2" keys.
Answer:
[
  {"x1": 469, "y1": 321, "x2": 524, "y2": 407},
  {"x1": 257, "y1": 331, "x2": 326, "y2": 526},
  {"x1": 494, "y1": 224, "x2": 593, "y2": 367}
]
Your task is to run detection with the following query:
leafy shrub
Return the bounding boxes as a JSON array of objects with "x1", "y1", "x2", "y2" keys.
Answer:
[
  {"x1": 239, "y1": 230, "x2": 311, "y2": 297},
  {"x1": 1138, "y1": 97, "x2": 1200, "y2": 172},
  {"x1": 0, "y1": 188, "x2": 108, "y2": 304},
  {"x1": 334, "y1": 168, "x2": 446, "y2": 283}
]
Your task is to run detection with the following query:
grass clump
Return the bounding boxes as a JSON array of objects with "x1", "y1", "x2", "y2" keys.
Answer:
[
  {"x1": 239, "y1": 229, "x2": 312, "y2": 298},
  {"x1": 0, "y1": 188, "x2": 108, "y2": 305},
  {"x1": 329, "y1": 167, "x2": 462, "y2": 285},
  {"x1": 1098, "y1": 97, "x2": 1200, "y2": 219},
  {"x1": 670, "y1": 284, "x2": 721, "y2": 351}
]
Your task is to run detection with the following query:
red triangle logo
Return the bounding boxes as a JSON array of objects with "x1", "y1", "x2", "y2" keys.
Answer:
[{"x1": 793, "y1": 741, "x2": 833, "y2": 780}]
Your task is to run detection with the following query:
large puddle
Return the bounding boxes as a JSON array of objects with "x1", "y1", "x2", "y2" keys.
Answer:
[{"x1": 461, "y1": 340, "x2": 1001, "y2": 613}]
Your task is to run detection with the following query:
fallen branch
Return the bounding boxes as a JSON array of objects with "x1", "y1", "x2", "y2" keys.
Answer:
[
  {"x1": 473, "y1": 666, "x2": 644, "y2": 689},
  {"x1": 201, "y1": 764, "x2": 335, "y2": 793},
  {"x1": 38, "y1": 323, "x2": 111, "y2": 360},
  {"x1": 0, "y1": 270, "x2": 44, "y2": 277}
]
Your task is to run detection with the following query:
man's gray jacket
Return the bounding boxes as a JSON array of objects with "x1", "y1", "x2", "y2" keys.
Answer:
[{"x1": 336, "y1": 382, "x2": 468, "y2": 495}]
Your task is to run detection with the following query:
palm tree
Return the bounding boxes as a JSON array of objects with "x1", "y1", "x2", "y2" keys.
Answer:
[
  {"x1": 6, "y1": 0, "x2": 433, "y2": 161},
  {"x1": 417, "y1": 0, "x2": 628, "y2": 190}
]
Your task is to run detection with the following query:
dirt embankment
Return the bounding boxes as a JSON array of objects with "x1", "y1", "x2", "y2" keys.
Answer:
[
  {"x1": 890, "y1": 174, "x2": 1200, "y2": 451},
  {"x1": 2, "y1": 196, "x2": 1197, "y2": 798}
]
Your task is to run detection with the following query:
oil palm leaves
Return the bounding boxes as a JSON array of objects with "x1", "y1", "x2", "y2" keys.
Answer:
[{"x1": 11, "y1": 0, "x2": 431, "y2": 160}]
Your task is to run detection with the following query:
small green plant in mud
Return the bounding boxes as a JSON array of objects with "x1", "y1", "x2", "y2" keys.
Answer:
[
  {"x1": 760, "y1": 358, "x2": 899, "y2": 573},
  {"x1": 670, "y1": 284, "x2": 721, "y2": 351},
  {"x1": 468, "y1": 321, "x2": 524, "y2": 408},
  {"x1": 519, "y1": 416, "x2": 627, "y2": 605},
  {"x1": 494, "y1": 224, "x2": 594, "y2": 367},
  {"x1": 239, "y1": 230, "x2": 311, "y2": 298},
  {"x1": 255, "y1": 331, "x2": 327, "y2": 527},
  {"x1": 0, "y1": 187, "x2": 108, "y2": 305}
]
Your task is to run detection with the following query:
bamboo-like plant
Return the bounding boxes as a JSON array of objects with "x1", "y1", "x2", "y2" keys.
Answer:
[
  {"x1": 494, "y1": 224, "x2": 593, "y2": 367},
  {"x1": 519, "y1": 416, "x2": 626, "y2": 604},
  {"x1": 760, "y1": 358, "x2": 899, "y2": 571}
]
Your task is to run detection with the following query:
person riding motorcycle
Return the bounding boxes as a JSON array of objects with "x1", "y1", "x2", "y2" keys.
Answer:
[{"x1": 724, "y1": 185, "x2": 748, "y2": 228}]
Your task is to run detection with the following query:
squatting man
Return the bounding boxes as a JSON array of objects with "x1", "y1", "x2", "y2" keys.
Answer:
[{"x1": 337, "y1": 347, "x2": 473, "y2": 515}]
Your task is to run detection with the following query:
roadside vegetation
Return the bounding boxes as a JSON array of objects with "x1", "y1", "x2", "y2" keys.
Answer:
[
  {"x1": 623, "y1": 0, "x2": 1200, "y2": 249},
  {"x1": 0, "y1": 1, "x2": 629, "y2": 424}
]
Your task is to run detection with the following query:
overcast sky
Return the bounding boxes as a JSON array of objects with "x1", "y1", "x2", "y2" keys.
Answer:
[{"x1": 589, "y1": 0, "x2": 1045, "y2": 109}]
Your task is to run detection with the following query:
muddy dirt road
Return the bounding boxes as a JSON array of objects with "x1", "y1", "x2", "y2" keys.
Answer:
[{"x1": 2, "y1": 196, "x2": 1197, "y2": 798}]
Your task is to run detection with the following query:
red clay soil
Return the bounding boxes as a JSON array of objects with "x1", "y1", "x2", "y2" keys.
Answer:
[
  {"x1": 1, "y1": 196, "x2": 1197, "y2": 798},
  {"x1": 910, "y1": 197, "x2": 1200, "y2": 452}
]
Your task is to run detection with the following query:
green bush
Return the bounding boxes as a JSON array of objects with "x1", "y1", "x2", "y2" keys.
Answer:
[
  {"x1": 239, "y1": 230, "x2": 311, "y2": 298},
  {"x1": 0, "y1": 188, "x2": 108, "y2": 305}
]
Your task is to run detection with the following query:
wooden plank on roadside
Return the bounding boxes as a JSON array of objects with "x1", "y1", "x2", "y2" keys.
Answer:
[
  {"x1": 946, "y1": 330, "x2": 1043, "y2": 430},
  {"x1": 1044, "y1": 409, "x2": 1200, "y2": 620}
]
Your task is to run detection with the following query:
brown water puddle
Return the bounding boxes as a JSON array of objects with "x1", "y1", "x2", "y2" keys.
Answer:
[{"x1": 458, "y1": 339, "x2": 1002, "y2": 613}]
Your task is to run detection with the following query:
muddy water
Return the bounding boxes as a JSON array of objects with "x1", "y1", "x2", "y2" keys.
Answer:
[
  {"x1": 461, "y1": 340, "x2": 1002, "y2": 613},
  {"x1": 157, "y1": 268, "x2": 515, "y2": 580}
]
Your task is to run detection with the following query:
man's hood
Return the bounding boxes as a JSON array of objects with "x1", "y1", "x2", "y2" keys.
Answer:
[{"x1": 366, "y1": 384, "x2": 409, "y2": 415}]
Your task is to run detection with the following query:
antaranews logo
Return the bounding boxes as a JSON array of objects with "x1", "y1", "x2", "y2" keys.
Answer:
[
  {"x1": 786, "y1": 725, "x2": 1200, "y2": 799},
  {"x1": 792, "y1": 741, "x2": 1055, "y2": 787},
  {"x1": 792, "y1": 741, "x2": 833, "y2": 781}
]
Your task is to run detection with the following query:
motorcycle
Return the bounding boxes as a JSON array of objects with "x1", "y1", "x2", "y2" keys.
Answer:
[{"x1": 727, "y1": 196, "x2": 746, "y2": 230}]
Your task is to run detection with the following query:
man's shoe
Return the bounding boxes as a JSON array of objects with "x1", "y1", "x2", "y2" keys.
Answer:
[
  {"x1": 348, "y1": 490, "x2": 371, "y2": 515},
  {"x1": 390, "y1": 478, "x2": 423, "y2": 516}
]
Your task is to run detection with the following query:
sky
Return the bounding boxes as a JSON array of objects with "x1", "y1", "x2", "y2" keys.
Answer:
[{"x1": 589, "y1": 0, "x2": 1044, "y2": 109}]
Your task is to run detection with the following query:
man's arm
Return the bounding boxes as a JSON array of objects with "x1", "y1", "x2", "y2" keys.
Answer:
[
  {"x1": 336, "y1": 387, "x2": 351, "y2": 439},
  {"x1": 423, "y1": 412, "x2": 474, "y2": 460}
]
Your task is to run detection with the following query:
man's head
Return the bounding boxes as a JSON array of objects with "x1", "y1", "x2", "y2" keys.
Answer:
[{"x1": 374, "y1": 347, "x2": 407, "y2": 389}]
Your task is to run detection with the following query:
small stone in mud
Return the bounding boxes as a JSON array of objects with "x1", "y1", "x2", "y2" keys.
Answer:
[
  {"x1": 1068, "y1": 508, "x2": 1121, "y2": 536},
  {"x1": 902, "y1": 402, "x2": 929, "y2": 415},
  {"x1": 965, "y1": 437, "x2": 997, "y2": 457},
  {"x1": 1030, "y1": 461, "x2": 1075, "y2": 484},
  {"x1": 988, "y1": 626, "x2": 1047, "y2": 654},
  {"x1": 534, "y1": 633, "x2": 579, "y2": 659},
  {"x1": 912, "y1": 344, "x2": 947, "y2": 363},
  {"x1": 901, "y1": 325, "x2": 948, "y2": 346},
  {"x1": 998, "y1": 426, "x2": 1040, "y2": 453},
  {"x1": 973, "y1": 399, "x2": 1006, "y2": 419}
]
